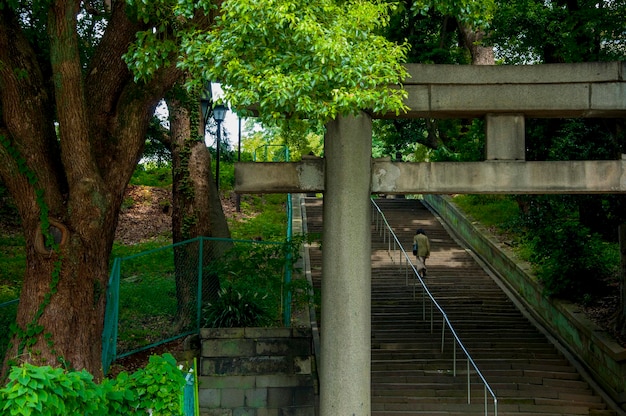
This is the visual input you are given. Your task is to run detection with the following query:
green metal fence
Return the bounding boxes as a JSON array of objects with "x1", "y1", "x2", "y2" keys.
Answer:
[{"x1": 102, "y1": 236, "x2": 297, "y2": 375}]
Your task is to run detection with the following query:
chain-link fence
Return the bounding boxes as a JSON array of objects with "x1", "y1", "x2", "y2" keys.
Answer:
[{"x1": 102, "y1": 236, "x2": 300, "y2": 375}]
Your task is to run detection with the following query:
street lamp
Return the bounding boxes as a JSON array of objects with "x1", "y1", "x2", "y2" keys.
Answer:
[
  {"x1": 212, "y1": 104, "x2": 228, "y2": 191},
  {"x1": 199, "y1": 84, "x2": 229, "y2": 190}
]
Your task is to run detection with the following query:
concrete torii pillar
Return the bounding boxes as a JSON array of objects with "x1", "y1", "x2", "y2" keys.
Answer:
[
  {"x1": 485, "y1": 113, "x2": 525, "y2": 161},
  {"x1": 320, "y1": 112, "x2": 372, "y2": 416}
]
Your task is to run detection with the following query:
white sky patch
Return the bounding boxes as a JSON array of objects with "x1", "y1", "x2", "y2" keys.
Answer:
[{"x1": 211, "y1": 83, "x2": 245, "y2": 149}]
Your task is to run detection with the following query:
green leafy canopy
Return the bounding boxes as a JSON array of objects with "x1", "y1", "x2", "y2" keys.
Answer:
[
  {"x1": 412, "y1": 0, "x2": 495, "y2": 30},
  {"x1": 175, "y1": 0, "x2": 410, "y2": 124}
]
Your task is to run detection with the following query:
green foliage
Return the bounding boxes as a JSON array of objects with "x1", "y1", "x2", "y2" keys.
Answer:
[
  {"x1": 203, "y1": 287, "x2": 272, "y2": 328},
  {"x1": 178, "y1": 0, "x2": 409, "y2": 125},
  {"x1": 429, "y1": 119, "x2": 485, "y2": 162},
  {"x1": 515, "y1": 195, "x2": 619, "y2": 299},
  {"x1": 454, "y1": 193, "x2": 620, "y2": 301},
  {"x1": 0, "y1": 354, "x2": 186, "y2": 415},
  {"x1": 452, "y1": 195, "x2": 519, "y2": 229},
  {"x1": 119, "y1": 353, "x2": 187, "y2": 414},
  {"x1": 217, "y1": 161, "x2": 235, "y2": 192},
  {"x1": 385, "y1": 2, "x2": 469, "y2": 65},
  {"x1": 204, "y1": 236, "x2": 308, "y2": 327},
  {"x1": 413, "y1": 0, "x2": 495, "y2": 29},
  {"x1": 229, "y1": 195, "x2": 288, "y2": 241},
  {"x1": 526, "y1": 220, "x2": 617, "y2": 299},
  {"x1": 123, "y1": 0, "x2": 180, "y2": 82},
  {"x1": 0, "y1": 236, "x2": 25, "y2": 288},
  {"x1": 0, "y1": 183, "x2": 20, "y2": 229},
  {"x1": 372, "y1": 119, "x2": 429, "y2": 160},
  {"x1": 0, "y1": 364, "x2": 109, "y2": 415},
  {"x1": 242, "y1": 124, "x2": 324, "y2": 162},
  {"x1": 130, "y1": 163, "x2": 173, "y2": 187},
  {"x1": 0, "y1": 296, "x2": 18, "y2": 368},
  {"x1": 491, "y1": 0, "x2": 626, "y2": 63}
]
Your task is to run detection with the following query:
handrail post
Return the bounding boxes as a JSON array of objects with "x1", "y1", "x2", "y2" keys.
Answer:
[
  {"x1": 484, "y1": 385, "x2": 488, "y2": 416},
  {"x1": 441, "y1": 317, "x2": 446, "y2": 353},
  {"x1": 453, "y1": 339, "x2": 457, "y2": 377},
  {"x1": 467, "y1": 359, "x2": 471, "y2": 404},
  {"x1": 405, "y1": 262, "x2": 409, "y2": 286}
]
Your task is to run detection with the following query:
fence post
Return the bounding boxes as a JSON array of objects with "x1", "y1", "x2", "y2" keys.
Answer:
[
  {"x1": 102, "y1": 256, "x2": 122, "y2": 375},
  {"x1": 283, "y1": 194, "x2": 293, "y2": 327}
]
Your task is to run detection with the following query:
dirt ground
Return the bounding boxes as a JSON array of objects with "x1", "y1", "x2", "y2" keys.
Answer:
[{"x1": 115, "y1": 184, "x2": 245, "y2": 244}]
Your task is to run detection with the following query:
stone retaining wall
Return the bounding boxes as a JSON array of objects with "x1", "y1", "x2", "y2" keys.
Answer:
[
  {"x1": 424, "y1": 194, "x2": 626, "y2": 411},
  {"x1": 198, "y1": 327, "x2": 316, "y2": 416}
]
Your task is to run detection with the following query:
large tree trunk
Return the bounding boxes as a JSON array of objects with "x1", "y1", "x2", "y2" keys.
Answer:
[
  {"x1": 167, "y1": 89, "x2": 231, "y2": 331},
  {"x1": 0, "y1": 2, "x2": 184, "y2": 379}
]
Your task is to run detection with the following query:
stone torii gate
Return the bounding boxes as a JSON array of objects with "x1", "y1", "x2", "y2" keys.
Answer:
[{"x1": 235, "y1": 61, "x2": 626, "y2": 416}]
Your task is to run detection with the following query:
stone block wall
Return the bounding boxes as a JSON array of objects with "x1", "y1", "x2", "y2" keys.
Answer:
[{"x1": 198, "y1": 327, "x2": 316, "y2": 416}]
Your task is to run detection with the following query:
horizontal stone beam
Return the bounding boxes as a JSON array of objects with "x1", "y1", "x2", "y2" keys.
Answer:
[
  {"x1": 404, "y1": 62, "x2": 625, "y2": 85},
  {"x1": 383, "y1": 62, "x2": 626, "y2": 119},
  {"x1": 235, "y1": 160, "x2": 324, "y2": 193},
  {"x1": 372, "y1": 160, "x2": 626, "y2": 194},
  {"x1": 235, "y1": 160, "x2": 626, "y2": 194}
]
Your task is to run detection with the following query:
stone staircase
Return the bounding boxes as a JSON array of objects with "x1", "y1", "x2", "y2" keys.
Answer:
[{"x1": 304, "y1": 196, "x2": 617, "y2": 416}]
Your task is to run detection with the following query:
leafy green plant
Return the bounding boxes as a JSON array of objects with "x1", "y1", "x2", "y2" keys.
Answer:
[
  {"x1": 1, "y1": 364, "x2": 109, "y2": 415},
  {"x1": 120, "y1": 353, "x2": 187, "y2": 414},
  {"x1": 203, "y1": 235, "x2": 310, "y2": 327},
  {"x1": 0, "y1": 354, "x2": 186, "y2": 415},
  {"x1": 203, "y1": 286, "x2": 273, "y2": 328},
  {"x1": 528, "y1": 220, "x2": 617, "y2": 299}
]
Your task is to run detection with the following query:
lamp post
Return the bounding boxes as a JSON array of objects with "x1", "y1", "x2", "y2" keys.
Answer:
[
  {"x1": 200, "y1": 83, "x2": 229, "y2": 190},
  {"x1": 212, "y1": 104, "x2": 228, "y2": 191}
]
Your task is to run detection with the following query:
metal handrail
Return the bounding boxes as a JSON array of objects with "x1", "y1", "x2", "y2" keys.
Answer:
[{"x1": 371, "y1": 198, "x2": 498, "y2": 416}]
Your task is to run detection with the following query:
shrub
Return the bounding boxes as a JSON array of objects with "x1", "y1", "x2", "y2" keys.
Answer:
[
  {"x1": 130, "y1": 163, "x2": 172, "y2": 188},
  {"x1": 203, "y1": 286, "x2": 273, "y2": 328},
  {"x1": 0, "y1": 354, "x2": 186, "y2": 415},
  {"x1": 202, "y1": 236, "x2": 310, "y2": 327},
  {"x1": 526, "y1": 220, "x2": 617, "y2": 299}
]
